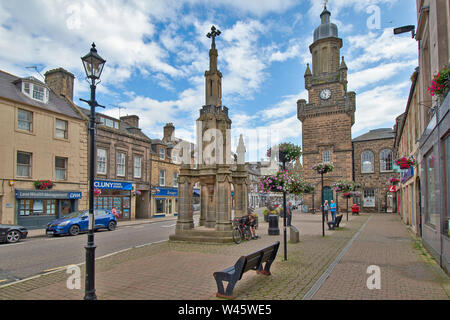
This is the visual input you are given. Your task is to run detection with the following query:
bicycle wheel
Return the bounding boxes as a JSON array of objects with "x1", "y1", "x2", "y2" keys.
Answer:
[
  {"x1": 232, "y1": 227, "x2": 243, "y2": 244},
  {"x1": 243, "y1": 227, "x2": 252, "y2": 241}
]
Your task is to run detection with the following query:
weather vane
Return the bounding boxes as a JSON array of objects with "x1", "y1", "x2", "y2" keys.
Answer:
[
  {"x1": 206, "y1": 25, "x2": 221, "y2": 48},
  {"x1": 323, "y1": 0, "x2": 328, "y2": 9}
]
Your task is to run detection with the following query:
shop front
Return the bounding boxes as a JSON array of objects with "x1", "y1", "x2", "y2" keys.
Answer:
[
  {"x1": 94, "y1": 180, "x2": 133, "y2": 220},
  {"x1": 15, "y1": 189, "x2": 82, "y2": 229},
  {"x1": 151, "y1": 187, "x2": 200, "y2": 217},
  {"x1": 152, "y1": 187, "x2": 178, "y2": 218}
]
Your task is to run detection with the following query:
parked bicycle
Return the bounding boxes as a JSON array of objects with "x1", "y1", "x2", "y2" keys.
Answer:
[{"x1": 232, "y1": 216, "x2": 252, "y2": 244}]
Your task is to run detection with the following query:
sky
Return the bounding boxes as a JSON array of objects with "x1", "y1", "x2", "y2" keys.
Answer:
[{"x1": 0, "y1": 0, "x2": 418, "y2": 162}]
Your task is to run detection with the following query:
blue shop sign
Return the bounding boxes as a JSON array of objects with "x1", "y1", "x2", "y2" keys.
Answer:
[
  {"x1": 15, "y1": 189, "x2": 82, "y2": 199},
  {"x1": 94, "y1": 180, "x2": 133, "y2": 190},
  {"x1": 155, "y1": 187, "x2": 178, "y2": 197}
]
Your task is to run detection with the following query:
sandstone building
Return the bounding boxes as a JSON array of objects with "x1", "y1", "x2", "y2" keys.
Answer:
[
  {"x1": 0, "y1": 69, "x2": 88, "y2": 229},
  {"x1": 297, "y1": 5, "x2": 355, "y2": 210}
]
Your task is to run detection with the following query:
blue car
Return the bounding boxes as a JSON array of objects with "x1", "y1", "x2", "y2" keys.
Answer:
[{"x1": 46, "y1": 209, "x2": 117, "y2": 236}]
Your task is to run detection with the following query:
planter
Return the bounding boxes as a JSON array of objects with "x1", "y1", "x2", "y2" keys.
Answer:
[{"x1": 33, "y1": 180, "x2": 54, "y2": 190}]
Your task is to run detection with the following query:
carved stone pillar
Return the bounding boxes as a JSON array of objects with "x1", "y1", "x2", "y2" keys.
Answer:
[
  {"x1": 175, "y1": 171, "x2": 194, "y2": 231},
  {"x1": 232, "y1": 164, "x2": 248, "y2": 218},
  {"x1": 215, "y1": 165, "x2": 232, "y2": 231},
  {"x1": 199, "y1": 183, "x2": 208, "y2": 226}
]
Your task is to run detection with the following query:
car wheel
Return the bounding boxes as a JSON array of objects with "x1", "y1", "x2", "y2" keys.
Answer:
[
  {"x1": 68, "y1": 225, "x2": 80, "y2": 236},
  {"x1": 107, "y1": 221, "x2": 116, "y2": 231},
  {"x1": 6, "y1": 230, "x2": 21, "y2": 243}
]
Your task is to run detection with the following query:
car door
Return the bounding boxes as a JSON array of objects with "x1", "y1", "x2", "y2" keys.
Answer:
[
  {"x1": 79, "y1": 212, "x2": 89, "y2": 231},
  {"x1": 94, "y1": 209, "x2": 109, "y2": 229}
]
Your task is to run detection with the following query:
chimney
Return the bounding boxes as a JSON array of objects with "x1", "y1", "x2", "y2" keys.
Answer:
[
  {"x1": 120, "y1": 115, "x2": 139, "y2": 129},
  {"x1": 163, "y1": 123, "x2": 175, "y2": 142},
  {"x1": 44, "y1": 68, "x2": 75, "y2": 101}
]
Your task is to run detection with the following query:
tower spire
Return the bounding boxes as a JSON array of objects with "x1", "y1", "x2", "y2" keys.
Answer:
[{"x1": 205, "y1": 25, "x2": 223, "y2": 106}]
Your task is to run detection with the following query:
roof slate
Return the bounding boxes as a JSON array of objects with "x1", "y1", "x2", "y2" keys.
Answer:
[
  {"x1": 0, "y1": 70, "x2": 82, "y2": 120},
  {"x1": 352, "y1": 128, "x2": 395, "y2": 142}
]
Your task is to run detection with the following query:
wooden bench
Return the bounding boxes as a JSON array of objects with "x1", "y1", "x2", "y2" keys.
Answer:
[
  {"x1": 327, "y1": 214, "x2": 343, "y2": 230},
  {"x1": 213, "y1": 241, "x2": 280, "y2": 299}
]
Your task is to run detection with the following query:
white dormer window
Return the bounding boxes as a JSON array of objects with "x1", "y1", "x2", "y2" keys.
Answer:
[{"x1": 21, "y1": 81, "x2": 49, "y2": 103}]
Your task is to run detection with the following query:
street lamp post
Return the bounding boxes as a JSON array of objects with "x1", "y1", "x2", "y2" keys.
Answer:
[
  {"x1": 80, "y1": 43, "x2": 106, "y2": 301},
  {"x1": 321, "y1": 172, "x2": 325, "y2": 237},
  {"x1": 282, "y1": 159, "x2": 287, "y2": 261}
]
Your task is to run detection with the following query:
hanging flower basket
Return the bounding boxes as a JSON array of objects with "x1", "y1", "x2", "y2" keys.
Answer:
[
  {"x1": 267, "y1": 142, "x2": 302, "y2": 163},
  {"x1": 34, "y1": 180, "x2": 54, "y2": 190},
  {"x1": 259, "y1": 170, "x2": 290, "y2": 193},
  {"x1": 343, "y1": 192, "x2": 352, "y2": 199},
  {"x1": 94, "y1": 188, "x2": 101, "y2": 196},
  {"x1": 396, "y1": 156, "x2": 416, "y2": 169},
  {"x1": 389, "y1": 177, "x2": 400, "y2": 185},
  {"x1": 427, "y1": 64, "x2": 449, "y2": 97},
  {"x1": 350, "y1": 191, "x2": 361, "y2": 197},
  {"x1": 312, "y1": 162, "x2": 334, "y2": 174}
]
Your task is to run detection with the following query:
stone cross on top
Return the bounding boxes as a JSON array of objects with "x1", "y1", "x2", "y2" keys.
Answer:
[{"x1": 207, "y1": 25, "x2": 221, "y2": 49}]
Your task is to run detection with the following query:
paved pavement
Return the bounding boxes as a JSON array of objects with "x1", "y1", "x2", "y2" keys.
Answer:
[{"x1": 0, "y1": 209, "x2": 448, "y2": 300}]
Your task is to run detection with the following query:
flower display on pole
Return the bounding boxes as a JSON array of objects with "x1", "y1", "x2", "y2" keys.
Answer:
[
  {"x1": 312, "y1": 162, "x2": 334, "y2": 174},
  {"x1": 267, "y1": 142, "x2": 302, "y2": 163}
]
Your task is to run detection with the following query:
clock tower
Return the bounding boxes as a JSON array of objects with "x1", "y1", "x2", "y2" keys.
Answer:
[{"x1": 297, "y1": 5, "x2": 356, "y2": 210}]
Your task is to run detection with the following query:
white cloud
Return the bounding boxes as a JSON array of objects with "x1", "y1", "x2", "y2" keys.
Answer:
[
  {"x1": 352, "y1": 81, "x2": 410, "y2": 135},
  {"x1": 348, "y1": 60, "x2": 417, "y2": 91}
]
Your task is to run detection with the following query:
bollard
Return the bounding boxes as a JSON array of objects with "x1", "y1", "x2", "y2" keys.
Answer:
[
  {"x1": 289, "y1": 225, "x2": 299, "y2": 243},
  {"x1": 268, "y1": 214, "x2": 280, "y2": 235}
]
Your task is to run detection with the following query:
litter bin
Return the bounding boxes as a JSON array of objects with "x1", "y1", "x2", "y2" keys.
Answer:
[{"x1": 268, "y1": 214, "x2": 280, "y2": 235}]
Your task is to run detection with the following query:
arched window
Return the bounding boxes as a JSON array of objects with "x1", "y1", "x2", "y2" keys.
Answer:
[
  {"x1": 361, "y1": 150, "x2": 374, "y2": 173},
  {"x1": 322, "y1": 150, "x2": 331, "y2": 163},
  {"x1": 380, "y1": 149, "x2": 393, "y2": 172}
]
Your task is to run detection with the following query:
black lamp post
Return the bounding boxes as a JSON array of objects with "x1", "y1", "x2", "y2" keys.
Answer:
[
  {"x1": 321, "y1": 172, "x2": 325, "y2": 237},
  {"x1": 281, "y1": 157, "x2": 287, "y2": 261},
  {"x1": 80, "y1": 43, "x2": 106, "y2": 300}
]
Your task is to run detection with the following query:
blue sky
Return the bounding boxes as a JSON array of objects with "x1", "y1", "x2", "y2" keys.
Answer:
[{"x1": 0, "y1": 0, "x2": 418, "y2": 162}]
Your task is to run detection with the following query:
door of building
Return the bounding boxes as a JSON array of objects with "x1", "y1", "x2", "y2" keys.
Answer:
[{"x1": 322, "y1": 186, "x2": 333, "y2": 205}]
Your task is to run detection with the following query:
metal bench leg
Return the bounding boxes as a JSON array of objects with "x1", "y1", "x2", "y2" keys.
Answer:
[{"x1": 214, "y1": 273, "x2": 237, "y2": 299}]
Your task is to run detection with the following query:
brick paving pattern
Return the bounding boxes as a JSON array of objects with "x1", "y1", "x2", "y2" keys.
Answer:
[
  {"x1": 0, "y1": 211, "x2": 448, "y2": 300},
  {"x1": 312, "y1": 214, "x2": 450, "y2": 300}
]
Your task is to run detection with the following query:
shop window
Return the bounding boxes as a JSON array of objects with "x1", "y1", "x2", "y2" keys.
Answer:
[
  {"x1": 445, "y1": 136, "x2": 450, "y2": 234},
  {"x1": 18, "y1": 199, "x2": 56, "y2": 216},
  {"x1": 425, "y1": 150, "x2": 439, "y2": 227},
  {"x1": 380, "y1": 149, "x2": 393, "y2": 172},
  {"x1": 55, "y1": 157, "x2": 67, "y2": 180},
  {"x1": 156, "y1": 199, "x2": 165, "y2": 214},
  {"x1": 17, "y1": 109, "x2": 33, "y2": 132},
  {"x1": 17, "y1": 151, "x2": 32, "y2": 177},
  {"x1": 55, "y1": 119, "x2": 68, "y2": 139},
  {"x1": 361, "y1": 151, "x2": 374, "y2": 173},
  {"x1": 97, "y1": 148, "x2": 107, "y2": 175},
  {"x1": 363, "y1": 189, "x2": 375, "y2": 207},
  {"x1": 117, "y1": 152, "x2": 126, "y2": 177}
]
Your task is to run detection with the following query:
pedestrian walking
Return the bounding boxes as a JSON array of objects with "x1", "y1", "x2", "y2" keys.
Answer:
[
  {"x1": 330, "y1": 200, "x2": 337, "y2": 223},
  {"x1": 111, "y1": 207, "x2": 119, "y2": 219},
  {"x1": 287, "y1": 201, "x2": 293, "y2": 226},
  {"x1": 322, "y1": 200, "x2": 329, "y2": 221}
]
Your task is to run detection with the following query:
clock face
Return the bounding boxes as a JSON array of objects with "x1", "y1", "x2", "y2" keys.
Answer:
[{"x1": 320, "y1": 88, "x2": 332, "y2": 100}]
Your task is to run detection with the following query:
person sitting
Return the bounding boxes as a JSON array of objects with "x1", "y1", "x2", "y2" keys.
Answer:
[{"x1": 248, "y1": 213, "x2": 259, "y2": 239}]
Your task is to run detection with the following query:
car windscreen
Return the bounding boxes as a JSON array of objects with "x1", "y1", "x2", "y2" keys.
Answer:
[{"x1": 62, "y1": 211, "x2": 86, "y2": 219}]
